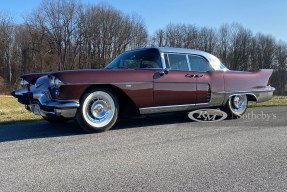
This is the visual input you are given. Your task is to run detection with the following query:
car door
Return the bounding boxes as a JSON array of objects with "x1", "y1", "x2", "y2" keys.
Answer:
[
  {"x1": 153, "y1": 53, "x2": 197, "y2": 106},
  {"x1": 188, "y1": 55, "x2": 212, "y2": 104}
]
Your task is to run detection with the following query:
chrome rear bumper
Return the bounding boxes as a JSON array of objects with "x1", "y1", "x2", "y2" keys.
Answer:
[
  {"x1": 222, "y1": 86, "x2": 275, "y2": 104},
  {"x1": 251, "y1": 90, "x2": 274, "y2": 103}
]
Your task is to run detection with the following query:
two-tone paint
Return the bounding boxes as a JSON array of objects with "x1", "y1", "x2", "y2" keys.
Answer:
[{"x1": 12, "y1": 47, "x2": 275, "y2": 119}]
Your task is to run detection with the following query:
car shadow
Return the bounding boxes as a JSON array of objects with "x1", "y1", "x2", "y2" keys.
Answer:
[
  {"x1": 114, "y1": 112, "x2": 191, "y2": 129},
  {"x1": 0, "y1": 112, "x2": 191, "y2": 143}
]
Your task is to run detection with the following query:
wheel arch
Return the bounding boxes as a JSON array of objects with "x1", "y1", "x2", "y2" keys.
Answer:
[
  {"x1": 79, "y1": 84, "x2": 140, "y2": 117},
  {"x1": 224, "y1": 93, "x2": 257, "y2": 104},
  {"x1": 246, "y1": 93, "x2": 257, "y2": 102}
]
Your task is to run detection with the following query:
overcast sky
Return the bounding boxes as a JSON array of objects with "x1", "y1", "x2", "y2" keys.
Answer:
[{"x1": 1, "y1": 0, "x2": 287, "y2": 42}]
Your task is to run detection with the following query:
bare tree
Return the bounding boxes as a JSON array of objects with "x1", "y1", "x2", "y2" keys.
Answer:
[
  {"x1": 150, "y1": 29, "x2": 166, "y2": 47},
  {"x1": 216, "y1": 24, "x2": 230, "y2": 65},
  {"x1": 273, "y1": 41, "x2": 287, "y2": 95},
  {"x1": 0, "y1": 0, "x2": 286, "y2": 95},
  {"x1": 79, "y1": 3, "x2": 147, "y2": 68},
  {"x1": 0, "y1": 13, "x2": 14, "y2": 83},
  {"x1": 31, "y1": 0, "x2": 80, "y2": 70}
]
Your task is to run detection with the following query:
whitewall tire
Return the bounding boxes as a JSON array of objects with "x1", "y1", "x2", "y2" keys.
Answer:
[{"x1": 76, "y1": 88, "x2": 118, "y2": 133}]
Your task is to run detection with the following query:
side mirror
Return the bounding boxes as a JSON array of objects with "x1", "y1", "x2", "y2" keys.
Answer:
[
  {"x1": 160, "y1": 68, "x2": 169, "y2": 76},
  {"x1": 153, "y1": 68, "x2": 170, "y2": 79}
]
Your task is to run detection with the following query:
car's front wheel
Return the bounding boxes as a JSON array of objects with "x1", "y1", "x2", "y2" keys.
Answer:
[
  {"x1": 223, "y1": 94, "x2": 248, "y2": 119},
  {"x1": 76, "y1": 88, "x2": 119, "y2": 133}
]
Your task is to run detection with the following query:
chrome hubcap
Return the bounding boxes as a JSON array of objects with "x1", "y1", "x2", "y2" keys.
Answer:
[
  {"x1": 233, "y1": 96, "x2": 244, "y2": 109},
  {"x1": 82, "y1": 91, "x2": 115, "y2": 128},
  {"x1": 229, "y1": 95, "x2": 247, "y2": 115},
  {"x1": 91, "y1": 102, "x2": 107, "y2": 118}
]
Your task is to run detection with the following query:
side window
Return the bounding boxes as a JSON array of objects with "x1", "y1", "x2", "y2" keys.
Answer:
[
  {"x1": 188, "y1": 55, "x2": 211, "y2": 72},
  {"x1": 168, "y1": 54, "x2": 189, "y2": 71}
]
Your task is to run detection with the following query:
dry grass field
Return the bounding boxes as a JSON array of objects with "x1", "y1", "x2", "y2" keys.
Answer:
[
  {"x1": 0, "y1": 95, "x2": 286, "y2": 124},
  {"x1": 0, "y1": 95, "x2": 41, "y2": 124},
  {"x1": 248, "y1": 96, "x2": 287, "y2": 107}
]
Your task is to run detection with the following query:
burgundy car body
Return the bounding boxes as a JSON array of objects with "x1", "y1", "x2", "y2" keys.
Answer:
[{"x1": 12, "y1": 47, "x2": 275, "y2": 127}]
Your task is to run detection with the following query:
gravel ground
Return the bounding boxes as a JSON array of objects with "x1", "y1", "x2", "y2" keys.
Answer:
[{"x1": 0, "y1": 106, "x2": 286, "y2": 192}]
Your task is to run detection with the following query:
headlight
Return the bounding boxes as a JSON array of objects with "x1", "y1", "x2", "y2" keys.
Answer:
[
  {"x1": 20, "y1": 78, "x2": 29, "y2": 88},
  {"x1": 49, "y1": 76, "x2": 64, "y2": 98},
  {"x1": 49, "y1": 76, "x2": 63, "y2": 88}
]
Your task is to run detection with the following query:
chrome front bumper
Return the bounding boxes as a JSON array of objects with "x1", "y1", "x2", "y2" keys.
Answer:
[{"x1": 12, "y1": 88, "x2": 79, "y2": 118}]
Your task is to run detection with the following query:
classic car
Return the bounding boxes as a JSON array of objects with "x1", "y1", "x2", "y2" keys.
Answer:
[{"x1": 12, "y1": 47, "x2": 275, "y2": 133}]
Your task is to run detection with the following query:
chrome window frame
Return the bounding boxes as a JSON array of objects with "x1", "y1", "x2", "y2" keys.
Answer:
[
  {"x1": 161, "y1": 52, "x2": 212, "y2": 72},
  {"x1": 164, "y1": 53, "x2": 191, "y2": 71}
]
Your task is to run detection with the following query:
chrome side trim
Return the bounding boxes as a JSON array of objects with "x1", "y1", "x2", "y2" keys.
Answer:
[
  {"x1": 140, "y1": 104, "x2": 196, "y2": 114},
  {"x1": 220, "y1": 87, "x2": 275, "y2": 95},
  {"x1": 62, "y1": 81, "x2": 152, "y2": 86},
  {"x1": 139, "y1": 102, "x2": 214, "y2": 115},
  {"x1": 42, "y1": 99, "x2": 80, "y2": 109}
]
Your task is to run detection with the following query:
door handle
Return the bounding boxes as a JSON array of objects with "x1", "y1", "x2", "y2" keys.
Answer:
[
  {"x1": 185, "y1": 74, "x2": 195, "y2": 78},
  {"x1": 194, "y1": 74, "x2": 203, "y2": 78},
  {"x1": 185, "y1": 74, "x2": 203, "y2": 78}
]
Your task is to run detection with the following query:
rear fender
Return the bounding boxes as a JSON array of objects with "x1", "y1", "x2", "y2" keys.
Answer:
[
  {"x1": 224, "y1": 69, "x2": 273, "y2": 92},
  {"x1": 223, "y1": 69, "x2": 274, "y2": 103}
]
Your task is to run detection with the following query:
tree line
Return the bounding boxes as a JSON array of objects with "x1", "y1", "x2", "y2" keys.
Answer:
[{"x1": 0, "y1": 0, "x2": 286, "y2": 95}]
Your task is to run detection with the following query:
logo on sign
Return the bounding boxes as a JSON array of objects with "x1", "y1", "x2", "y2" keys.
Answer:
[{"x1": 188, "y1": 109, "x2": 228, "y2": 122}]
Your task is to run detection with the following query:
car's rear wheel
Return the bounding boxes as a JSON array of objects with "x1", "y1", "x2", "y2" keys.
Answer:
[
  {"x1": 223, "y1": 94, "x2": 248, "y2": 119},
  {"x1": 43, "y1": 116, "x2": 69, "y2": 124},
  {"x1": 76, "y1": 88, "x2": 118, "y2": 133}
]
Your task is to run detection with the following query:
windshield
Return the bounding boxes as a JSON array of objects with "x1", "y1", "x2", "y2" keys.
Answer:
[{"x1": 105, "y1": 48, "x2": 162, "y2": 69}]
